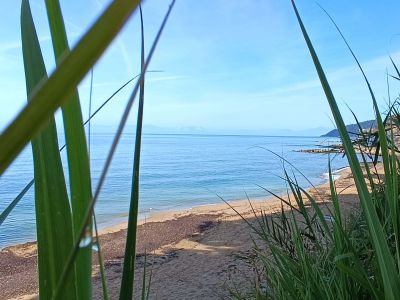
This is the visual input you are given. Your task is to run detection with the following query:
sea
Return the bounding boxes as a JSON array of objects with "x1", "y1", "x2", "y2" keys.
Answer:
[{"x1": 0, "y1": 133, "x2": 349, "y2": 248}]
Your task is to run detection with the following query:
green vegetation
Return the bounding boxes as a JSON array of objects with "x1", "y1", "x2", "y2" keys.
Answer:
[
  {"x1": 0, "y1": 0, "x2": 399, "y2": 299},
  {"x1": 0, "y1": 0, "x2": 175, "y2": 299},
  {"x1": 233, "y1": 2, "x2": 400, "y2": 299}
]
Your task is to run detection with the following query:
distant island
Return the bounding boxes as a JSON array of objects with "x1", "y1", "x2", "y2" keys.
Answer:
[{"x1": 321, "y1": 119, "x2": 377, "y2": 137}]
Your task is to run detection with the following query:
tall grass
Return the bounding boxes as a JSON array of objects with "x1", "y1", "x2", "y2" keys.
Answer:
[
  {"x1": 235, "y1": 2, "x2": 400, "y2": 299},
  {"x1": 119, "y1": 5, "x2": 146, "y2": 299},
  {"x1": 0, "y1": 0, "x2": 175, "y2": 299},
  {"x1": 292, "y1": 1, "x2": 400, "y2": 296},
  {"x1": 45, "y1": 1, "x2": 93, "y2": 297},
  {"x1": 2, "y1": 1, "x2": 399, "y2": 299},
  {"x1": 21, "y1": 2, "x2": 77, "y2": 298}
]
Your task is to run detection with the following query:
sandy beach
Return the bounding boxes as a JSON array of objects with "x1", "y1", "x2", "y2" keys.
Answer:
[{"x1": 0, "y1": 165, "x2": 367, "y2": 300}]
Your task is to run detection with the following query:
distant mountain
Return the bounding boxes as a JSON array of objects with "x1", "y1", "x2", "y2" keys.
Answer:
[
  {"x1": 142, "y1": 125, "x2": 332, "y2": 137},
  {"x1": 87, "y1": 124, "x2": 333, "y2": 137},
  {"x1": 321, "y1": 120, "x2": 377, "y2": 137}
]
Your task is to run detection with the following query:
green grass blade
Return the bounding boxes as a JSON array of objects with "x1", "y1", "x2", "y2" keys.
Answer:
[
  {"x1": 141, "y1": 252, "x2": 147, "y2": 300},
  {"x1": 252, "y1": 146, "x2": 324, "y2": 198},
  {"x1": 21, "y1": 1, "x2": 76, "y2": 298},
  {"x1": 0, "y1": 0, "x2": 142, "y2": 175},
  {"x1": 335, "y1": 257, "x2": 376, "y2": 296},
  {"x1": 297, "y1": 186, "x2": 334, "y2": 242},
  {"x1": 119, "y1": 5, "x2": 146, "y2": 299},
  {"x1": 52, "y1": 2, "x2": 176, "y2": 297},
  {"x1": 86, "y1": 71, "x2": 161, "y2": 124},
  {"x1": 328, "y1": 160, "x2": 342, "y2": 226},
  {"x1": 291, "y1": 1, "x2": 400, "y2": 298},
  {"x1": 88, "y1": 69, "x2": 94, "y2": 153},
  {"x1": 93, "y1": 214, "x2": 109, "y2": 300},
  {"x1": 348, "y1": 109, "x2": 375, "y2": 189},
  {"x1": 0, "y1": 179, "x2": 34, "y2": 226},
  {"x1": 88, "y1": 67, "x2": 109, "y2": 300},
  {"x1": 146, "y1": 267, "x2": 153, "y2": 300},
  {"x1": 390, "y1": 56, "x2": 400, "y2": 80},
  {"x1": 44, "y1": 1, "x2": 93, "y2": 297}
]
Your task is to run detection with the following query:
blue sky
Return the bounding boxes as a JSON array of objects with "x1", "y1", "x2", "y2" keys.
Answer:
[{"x1": 1, "y1": 1, "x2": 400, "y2": 135}]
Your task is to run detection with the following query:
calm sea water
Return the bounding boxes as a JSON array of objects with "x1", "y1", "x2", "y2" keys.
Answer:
[{"x1": 0, "y1": 134, "x2": 348, "y2": 248}]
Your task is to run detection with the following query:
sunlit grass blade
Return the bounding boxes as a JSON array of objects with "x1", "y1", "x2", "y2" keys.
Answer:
[
  {"x1": 44, "y1": 1, "x2": 93, "y2": 297},
  {"x1": 119, "y1": 5, "x2": 145, "y2": 298},
  {"x1": 0, "y1": 0, "x2": 142, "y2": 175},
  {"x1": 291, "y1": 1, "x2": 400, "y2": 298},
  {"x1": 52, "y1": 2, "x2": 176, "y2": 297},
  {"x1": 21, "y1": 1, "x2": 77, "y2": 298}
]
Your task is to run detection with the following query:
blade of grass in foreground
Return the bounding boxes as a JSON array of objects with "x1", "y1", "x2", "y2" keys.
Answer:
[
  {"x1": 0, "y1": 179, "x2": 34, "y2": 226},
  {"x1": 21, "y1": 1, "x2": 77, "y2": 298},
  {"x1": 44, "y1": 1, "x2": 93, "y2": 297},
  {"x1": 0, "y1": 71, "x2": 161, "y2": 227},
  {"x1": 87, "y1": 67, "x2": 109, "y2": 299},
  {"x1": 0, "y1": 0, "x2": 141, "y2": 175},
  {"x1": 290, "y1": 1, "x2": 400, "y2": 298},
  {"x1": 119, "y1": 5, "x2": 145, "y2": 298},
  {"x1": 52, "y1": 2, "x2": 176, "y2": 298}
]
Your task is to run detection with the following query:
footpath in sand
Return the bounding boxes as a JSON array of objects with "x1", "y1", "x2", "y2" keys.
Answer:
[{"x1": 0, "y1": 165, "x2": 366, "y2": 299}]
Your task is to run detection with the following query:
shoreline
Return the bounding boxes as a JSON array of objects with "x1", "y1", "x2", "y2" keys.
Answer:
[
  {"x1": 1, "y1": 165, "x2": 358, "y2": 299},
  {"x1": 0, "y1": 165, "x2": 351, "y2": 250},
  {"x1": 100, "y1": 165, "x2": 351, "y2": 235}
]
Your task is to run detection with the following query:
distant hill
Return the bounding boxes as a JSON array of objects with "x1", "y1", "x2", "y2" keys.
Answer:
[{"x1": 321, "y1": 120, "x2": 377, "y2": 137}]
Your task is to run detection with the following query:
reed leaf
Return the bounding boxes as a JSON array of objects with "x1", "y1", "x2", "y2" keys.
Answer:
[
  {"x1": 0, "y1": 179, "x2": 34, "y2": 226},
  {"x1": 119, "y1": 5, "x2": 145, "y2": 298},
  {"x1": 0, "y1": 0, "x2": 142, "y2": 175},
  {"x1": 390, "y1": 57, "x2": 400, "y2": 80},
  {"x1": 44, "y1": 0, "x2": 93, "y2": 297},
  {"x1": 52, "y1": 2, "x2": 176, "y2": 297},
  {"x1": 21, "y1": 1, "x2": 77, "y2": 298},
  {"x1": 93, "y1": 214, "x2": 110, "y2": 300}
]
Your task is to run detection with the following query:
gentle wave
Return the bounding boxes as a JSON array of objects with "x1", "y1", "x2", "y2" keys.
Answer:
[{"x1": 321, "y1": 166, "x2": 350, "y2": 181}]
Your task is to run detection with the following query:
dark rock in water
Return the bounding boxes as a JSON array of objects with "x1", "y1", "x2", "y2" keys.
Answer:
[{"x1": 296, "y1": 148, "x2": 341, "y2": 154}]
